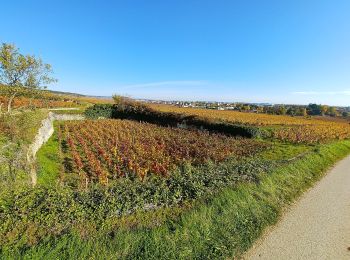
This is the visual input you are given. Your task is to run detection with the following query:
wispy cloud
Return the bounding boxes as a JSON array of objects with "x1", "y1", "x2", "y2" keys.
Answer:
[
  {"x1": 119, "y1": 80, "x2": 207, "y2": 89},
  {"x1": 292, "y1": 90, "x2": 350, "y2": 95}
]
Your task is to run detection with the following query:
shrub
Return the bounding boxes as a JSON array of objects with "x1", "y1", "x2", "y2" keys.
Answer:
[{"x1": 84, "y1": 104, "x2": 113, "y2": 119}]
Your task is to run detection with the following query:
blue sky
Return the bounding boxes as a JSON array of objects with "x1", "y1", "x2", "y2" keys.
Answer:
[{"x1": 1, "y1": 0, "x2": 350, "y2": 105}]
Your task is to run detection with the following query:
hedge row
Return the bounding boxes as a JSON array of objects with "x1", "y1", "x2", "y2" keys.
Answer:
[
  {"x1": 84, "y1": 104, "x2": 268, "y2": 138},
  {"x1": 84, "y1": 104, "x2": 114, "y2": 119}
]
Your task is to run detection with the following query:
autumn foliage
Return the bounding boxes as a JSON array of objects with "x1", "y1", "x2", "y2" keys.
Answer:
[
  {"x1": 61, "y1": 119, "x2": 268, "y2": 184},
  {"x1": 149, "y1": 104, "x2": 350, "y2": 143},
  {"x1": 0, "y1": 85, "x2": 112, "y2": 111}
]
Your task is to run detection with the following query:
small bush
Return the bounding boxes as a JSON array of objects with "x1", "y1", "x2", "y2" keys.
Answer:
[{"x1": 84, "y1": 104, "x2": 113, "y2": 119}]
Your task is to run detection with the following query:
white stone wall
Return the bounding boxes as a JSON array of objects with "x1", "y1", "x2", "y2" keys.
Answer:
[{"x1": 27, "y1": 112, "x2": 85, "y2": 186}]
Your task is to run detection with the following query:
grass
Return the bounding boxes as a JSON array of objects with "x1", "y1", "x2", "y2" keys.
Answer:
[
  {"x1": 3, "y1": 139, "x2": 350, "y2": 259},
  {"x1": 36, "y1": 127, "x2": 61, "y2": 186},
  {"x1": 0, "y1": 109, "x2": 49, "y2": 144},
  {"x1": 24, "y1": 110, "x2": 50, "y2": 142},
  {"x1": 50, "y1": 109, "x2": 86, "y2": 115},
  {"x1": 0, "y1": 110, "x2": 49, "y2": 189},
  {"x1": 259, "y1": 141, "x2": 312, "y2": 161}
]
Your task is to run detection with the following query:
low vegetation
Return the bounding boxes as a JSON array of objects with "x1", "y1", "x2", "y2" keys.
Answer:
[
  {"x1": 0, "y1": 110, "x2": 48, "y2": 144},
  {"x1": 149, "y1": 104, "x2": 350, "y2": 143},
  {"x1": 62, "y1": 119, "x2": 268, "y2": 185},
  {"x1": 84, "y1": 101, "x2": 265, "y2": 138},
  {"x1": 49, "y1": 108, "x2": 86, "y2": 115},
  {"x1": 0, "y1": 85, "x2": 112, "y2": 112},
  {"x1": 0, "y1": 110, "x2": 49, "y2": 193},
  {"x1": 85, "y1": 100, "x2": 350, "y2": 143},
  {"x1": 1, "y1": 94, "x2": 350, "y2": 258},
  {"x1": 2, "y1": 137, "x2": 350, "y2": 258}
]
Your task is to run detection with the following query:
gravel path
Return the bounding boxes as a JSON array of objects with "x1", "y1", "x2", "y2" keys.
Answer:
[{"x1": 245, "y1": 156, "x2": 350, "y2": 260}]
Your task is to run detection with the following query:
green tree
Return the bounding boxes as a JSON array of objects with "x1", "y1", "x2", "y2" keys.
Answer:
[
  {"x1": 256, "y1": 106, "x2": 264, "y2": 113},
  {"x1": 302, "y1": 108, "x2": 308, "y2": 116},
  {"x1": 342, "y1": 111, "x2": 349, "y2": 117},
  {"x1": 242, "y1": 105, "x2": 250, "y2": 111},
  {"x1": 307, "y1": 104, "x2": 322, "y2": 115},
  {"x1": 296, "y1": 107, "x2": 307, "y2": 116},
  {"x1": 327, "y1": 106, "x2": 338, "y2": 117},
  {"x1": 286, "y1": 107, "x2": 295, "y2": 116},
  {"x1": 320, "y1": 105, "x2": 328, "y2": 116},
  {"x1": 0, "y1": 43, "x2": 57, "y2": 113},
  {"x1": 278, "y1": 106, "x2": 287, "y2": 115}
]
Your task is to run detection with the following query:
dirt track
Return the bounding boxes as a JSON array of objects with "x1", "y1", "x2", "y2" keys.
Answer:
[{"x1": 245, "y1": 156, "x2": 350, "y2": 260}]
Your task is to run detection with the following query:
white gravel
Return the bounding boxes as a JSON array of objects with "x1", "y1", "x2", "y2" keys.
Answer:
[{"x1": 245, "y1": 155, "x2": 350, "y2": 260}]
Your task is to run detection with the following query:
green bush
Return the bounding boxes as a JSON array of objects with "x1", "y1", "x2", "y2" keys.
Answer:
[{"x1": 84, "y1": 104, "x2": 113, "y2": 119}]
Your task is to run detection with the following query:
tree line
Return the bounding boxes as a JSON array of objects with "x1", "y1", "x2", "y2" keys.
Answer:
[{"x1": 233, "y1": 103, "x2": 349, "y2": 118}]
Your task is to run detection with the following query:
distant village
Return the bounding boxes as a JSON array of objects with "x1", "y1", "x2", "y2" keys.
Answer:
[{"x1": 143, "y1": 100, "x2": 350, "y2": 118}]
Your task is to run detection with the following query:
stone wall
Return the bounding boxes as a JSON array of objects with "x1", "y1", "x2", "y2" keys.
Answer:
[{"x1": 27, "y1": 112, "x2": 84, "y2": 186}]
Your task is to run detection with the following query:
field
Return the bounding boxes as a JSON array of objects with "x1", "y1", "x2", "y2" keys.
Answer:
[
  {"x1": 2, "y1": 103, "x2": 350, "y2": 259},
  {"x1": 149, "y1": 104, "x2": 350, "y2": 143},
  {"x1": 60, "y1": 119, "x2": 268, "y2": 184}
]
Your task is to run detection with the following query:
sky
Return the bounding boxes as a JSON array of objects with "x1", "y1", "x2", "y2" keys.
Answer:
[{"x1": 1, "y1": 0, "x2": 350, "y2": 106}]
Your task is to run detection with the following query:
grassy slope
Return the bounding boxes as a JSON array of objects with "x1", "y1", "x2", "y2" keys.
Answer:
[
  {"x1": 6, "y1": 139, "x2": 350, "y2": 259},
  {"x1": 0, "y1": 109, "x2": 49, "y2": 143},
  {"x1": 0, "y1": 110, "x2": 49, "y2": 189}
]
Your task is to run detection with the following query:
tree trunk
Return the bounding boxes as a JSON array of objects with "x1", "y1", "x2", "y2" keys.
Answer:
[{"x1": 7, "y1": 92, "x2": 17, "y2": 113}]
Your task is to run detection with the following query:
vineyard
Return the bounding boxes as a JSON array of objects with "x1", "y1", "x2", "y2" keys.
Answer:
[
  {"x1": 0, "y1": 85, "x2": 112, "y2": 111},
  {"x1": 149, "y1": 104, "x2": 324, "y2": 126},
  {"x1": 0, "y1": 95, "x2": 112, "y2": 109},
  {"x1": 273, "y1": 124, "x2": 350, "y2": 143},
  {"x1": 149, "y1": 104, "x2": 350, "y2": 143},
  {"x1": 60, "y1": 119, "x2": 268, "y2": 185},
  {"x1": 0, "y1": 95, "x2": 77, "y2": 109}
]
